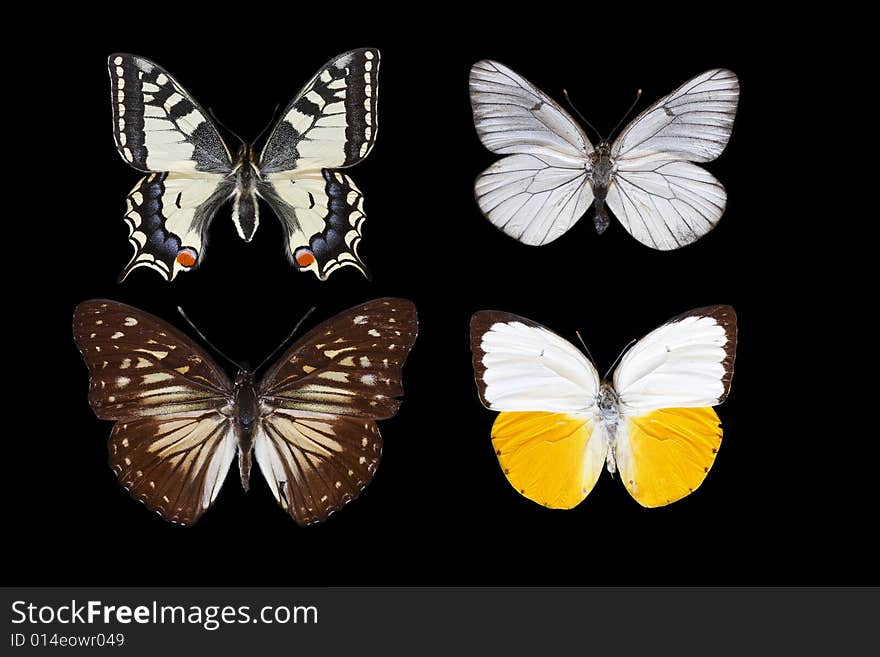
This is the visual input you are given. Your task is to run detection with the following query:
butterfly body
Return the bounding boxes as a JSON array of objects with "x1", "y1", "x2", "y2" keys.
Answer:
[
  {"x1": 228, "y1": 145, "x2": 262, "y2": 241},
  {"x1": 230, "y1": 370, "x2": 259, "y2": 490},
  {"x1": 587, "y1": 143, "x2": 615, "y2": 233}
]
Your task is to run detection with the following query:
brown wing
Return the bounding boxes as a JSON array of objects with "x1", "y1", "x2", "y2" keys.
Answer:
[
  {"x1": 73, "y1": 299, "x2": 232, "y2": 418},
  {"x1": 109, "y1": 411, "x2": 236, "y2": 525},
  {"x1": 259, "y1": 298, "x2": 418, "y2": 418},
  {"x1": 74, "y1": 300, "x2": 236, "y2": 525},
  {"x1": 254, "y1": 411, "x2": 382, "y2": 525},
  {"x1": 255, "y1": 298, "x2": 418, "y2": 525}
]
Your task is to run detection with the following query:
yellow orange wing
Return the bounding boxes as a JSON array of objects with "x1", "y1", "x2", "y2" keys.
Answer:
[
  {"x1": 615, "y1": 407, "x2": 722, "y2": 508},
  {"x1": 492, "y1": 412, "x2": 607, "y2": 509}
]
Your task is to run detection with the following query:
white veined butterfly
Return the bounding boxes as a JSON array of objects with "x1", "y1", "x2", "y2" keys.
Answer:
[{"x1": 470, "y1": 61, "x2": 739, "y2": 250}]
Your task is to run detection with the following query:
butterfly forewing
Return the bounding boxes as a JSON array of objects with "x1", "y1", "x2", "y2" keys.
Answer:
[
  {"x1": 260, "y1": 48, "x2": 380, "y2": 173},
  {"x1": 108, "y1": 54, "x2": 232, "y2": 173},
  {"x1": 255, "y1": 298, "x2": 417, "y2": 525},
  {"x1": 73, "y1": 300, "x2": 232, "y2": 418}
]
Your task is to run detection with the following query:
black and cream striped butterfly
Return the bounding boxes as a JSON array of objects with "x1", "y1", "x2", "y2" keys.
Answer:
[
  {"x1": 73, "y1": 298, "x2": 417, "y2": 525},
  {"x1": 108, "y1": 48, "x2": 379, "y2": 281},
  {"x1": 470, "y1": 61, "x2": 739, "y2": 250}
]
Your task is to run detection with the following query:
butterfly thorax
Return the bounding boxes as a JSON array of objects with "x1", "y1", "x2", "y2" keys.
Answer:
[
  {"x1": 596, "y1": 382, "x2": 620, "y2": 473},
  {"x1": 233, "y1": 370, "x2": 260, "y2": 490},
  {"x1": 588, "y1": 143, "x2": 615, "y2": 235}
]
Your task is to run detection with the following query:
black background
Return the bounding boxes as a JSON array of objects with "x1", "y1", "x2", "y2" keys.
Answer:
[{"x1": 13, "y1": 16, "x2": 864, "y2": 585}]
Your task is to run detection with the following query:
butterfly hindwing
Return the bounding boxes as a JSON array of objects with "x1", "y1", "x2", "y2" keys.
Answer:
[
  {"x1": 260, "y1": 170, "x2": 367, "y2": 280},
  {"x1": 121, "y1": 173, "x2": 233, "y2": 281},
  {"x1": 469, "y1": 60, "x2": 595, "y2": 245},
  {"x1": 255, "y1": 298, "x2": 417, "y2": 525},
  {"x1": 109, "y1": 411, "x2": 237, "y2": 525}
]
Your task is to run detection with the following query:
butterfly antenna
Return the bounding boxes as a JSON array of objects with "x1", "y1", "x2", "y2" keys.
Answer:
[
  {"x1": 208, "y1": 107, "x2": 246, "y2": 147},
  {"x1": 177, "y1": 306, "x2": 241, "y2": 370},
  {"x1": 575, "y1": 329, "x2": 598, "y2": 365},
  {"x1": 562, "y1": 89, "x2": 602, "y2": 143},
  {"x1": 607, "y1": 88, "x2": 643, "y2": 141},
  {"x1": 603, "y1": 338, "x2": 637, "y2": 380},
  {"x1": 251, "y1": 103, "x2": 281, "y2": 146},
  {"x1": 254, "y1": 306, "x2": 317, "y2": 373}
]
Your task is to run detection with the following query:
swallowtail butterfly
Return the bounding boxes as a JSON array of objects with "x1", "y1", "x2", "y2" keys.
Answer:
[
  {"x1": 470, "y1": 306, "x2": 737, "y2": 508},
  {"x1": 108, "y1": 48, "x2": 379, "y2": 281},
  {"x1": 73, "y1": 298, "x2": 417, "y2": 525},
  {"x1": 470, "y1": 61, "x2": 739, "y2": 249}
]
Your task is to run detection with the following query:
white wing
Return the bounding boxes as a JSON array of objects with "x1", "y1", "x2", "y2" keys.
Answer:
[
  {"x1": 470, "y1": 60, "x2": 594, "y2": 245},
  {"x1": 607, "y1": 69, "x2": 739, "y2": 250},
  {"x1": 121, "y1": 173, "x2": 233, "y2": 281},
  {"x1": 471, "y1": 311, "x2": 599, "y2": 414},
  {"x1": 260, "y1": 170, "x2": 367, "y2": 280},
  {"x1": 108, "y1": 54, "x2": 232, "y2": 174},
  {"x1": 259, "y1": 48, "x2": 379, "y2": 174},
  {"x1": 613, "y1": 305, "x2": 737, "y2": 414}
]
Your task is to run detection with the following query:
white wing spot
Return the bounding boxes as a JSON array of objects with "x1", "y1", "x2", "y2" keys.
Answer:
[
  {"x1": 114, "y1": 56, "x2": 123, "y2": 65},
  {"x1": 111, "y1": 332, "x2": 124, "y2": 340},
  {"x1": 124, "y1": 317, "x2": 138, "y2": 326},
  {"x1": 135, "y1": 357, "x2": 151, "y2": 368},
  {"x1": 121, "y1": 438, "x2": 129, "y2": 447},
  {"x1": 359, "y1": 357, "x2": 371, "y2": 367},
  {"x1": 302, "y1": 365, "x2": 316, "y2": 373},
  {"x1": 319, "y1": 371, "x2": 349, "y2": 383},
  {"x1": 174, "y1": 366, "x2": 190, "y2": 375},
  {"x1": 353, "y1": 315, "x2": 368, "y2": 324},
  {"x1": 358, "y1": 456, "x2": 366, "y2": 464},
  {"x1": 142, "y1": 372, "x2": 173, "y2": 384},
  {"x1": 89, "y1": 333, "x2": 96, "y2": 339},
  {"x1": 116, "y1": 376, "x2": 130, "y2": 388},
  {"x1": 124, "y1": 457, "x2": 131, "y2": 465},
  {"x1": 156, "y1": 73, "x2": 168, "y2": 85},
  {"x1": 120, "y1": 358, "x2": 131, "y2": 369},
  {"x1": 95, "y1": 320, "x2": 103, "y2": 325},
  {"x1": 361, "y1": 437, "x2": 368, "y2": 447},
  {"x1": 335, "y1": 481, "x2": 342, "y2": 489},
  {"x1": 361, "y1": 374, "x2": 377, "y2": 385},
  {"x1": 320, "y1": 495, "x2": 328, "y2": 502},
  {"x1": 368, "y1": 329, "x2": 380, "y2": 337}
]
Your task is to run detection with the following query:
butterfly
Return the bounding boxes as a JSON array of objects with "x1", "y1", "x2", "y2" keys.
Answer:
[
  {"x1": 73, "y1": 298, "x2": 417, "y2": 525},
  {"x1": 470, "y1": 306, "x2": 737, "y2": 508},
  {"x1": 108, "y1": 48, "x2": 379, "y2": 282},
  {"x1": 469, "y1": 61, "x2": 739, "y2": 250}
]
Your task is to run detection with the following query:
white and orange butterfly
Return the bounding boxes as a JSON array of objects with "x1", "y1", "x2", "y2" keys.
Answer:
[{"x1": 470, "y1": 306, "x2": 737, "y2": 508}]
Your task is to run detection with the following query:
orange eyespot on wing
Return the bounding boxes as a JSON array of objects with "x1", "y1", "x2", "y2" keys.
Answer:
[
  {"x1": 294, "y1": 248, "x2": 316, "y2": 268},
  {"x1": 175, "y1": 248, "x2": 198, "y2": 268},
  {"x1": 491, "y1": 412, "x2": 606, "y2": 509},
  {"x1": 616, "y1": 407, "x2": 722, "y2": 508}
]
